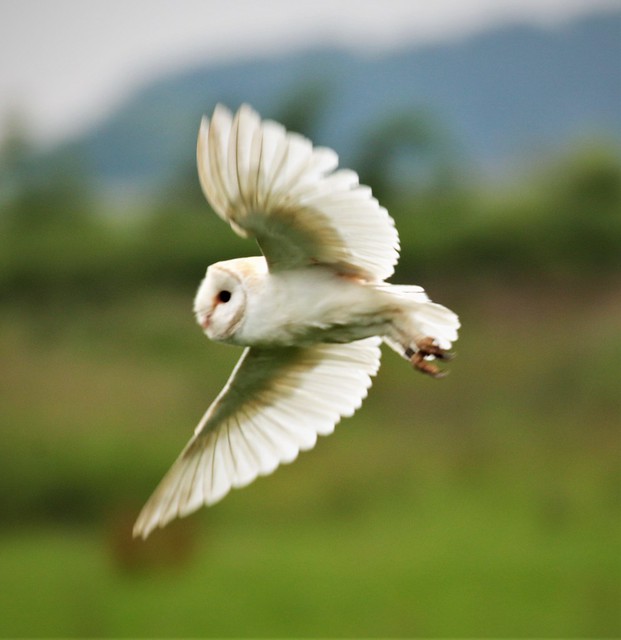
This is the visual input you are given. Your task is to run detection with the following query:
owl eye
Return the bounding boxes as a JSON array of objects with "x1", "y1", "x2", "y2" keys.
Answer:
[{"x1": 217, "y1": 290, "x2": 232, "y2": 303}]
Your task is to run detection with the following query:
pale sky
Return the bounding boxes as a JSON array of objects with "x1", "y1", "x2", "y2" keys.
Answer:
[{"x1": 1, "y1": 0, "x2": 619, "y2": 147}]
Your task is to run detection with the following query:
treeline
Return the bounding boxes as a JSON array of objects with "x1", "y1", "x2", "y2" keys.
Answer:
[{"x1": 1, "y1": 140, "x2": 619, "y2": 303}]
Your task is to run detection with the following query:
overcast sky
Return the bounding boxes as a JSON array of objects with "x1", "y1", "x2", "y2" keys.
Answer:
[{"x1": 1, "y1": 0, "x2": 618, "y2": 146}]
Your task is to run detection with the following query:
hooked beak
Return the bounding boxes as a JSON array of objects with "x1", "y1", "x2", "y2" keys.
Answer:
[{"x1": 199, "y1": 313, "x2": 212, "y2": 330}]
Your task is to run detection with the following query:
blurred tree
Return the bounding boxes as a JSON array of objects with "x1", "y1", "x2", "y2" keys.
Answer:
[
  {"x1": 0, "y1": 128, "x2": 113, "y2": 300},
  {"x1": 272, "y1": 80, "x2": 331, "y2": 140},
  {"x1": 157, "y1": 161, "x2": 206, "y2": 211},
  {"x1": 354, "y1": 109, "x2": 462, "y2": 203},
  {"x1": 538, "y1": 143, "x2": 621, "y2": 273},
  {"x1": 0, "y1": 109, "x2": 33, "y2": 185}
]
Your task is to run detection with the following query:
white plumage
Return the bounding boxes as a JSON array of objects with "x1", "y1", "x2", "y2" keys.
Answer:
[{"x1": 133, "y1": 104, "x2": 459, "y2": 539}]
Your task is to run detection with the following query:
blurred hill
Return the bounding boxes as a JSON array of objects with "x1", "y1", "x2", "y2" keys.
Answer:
[{"x1": 18, "y1": 8, "x2": 621, "y2": 199}]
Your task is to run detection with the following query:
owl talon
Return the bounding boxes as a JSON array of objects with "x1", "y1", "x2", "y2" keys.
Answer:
[
  {"x1": 409, "y1": 337, "x2": 453, "y2": 378},
  {"x1": 436, "y1": 350, "x2": 456, "y2": 361}
]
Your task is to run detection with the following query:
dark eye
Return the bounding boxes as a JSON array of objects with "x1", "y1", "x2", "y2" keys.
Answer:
[{"x1": 217, "y1": 290, "x2": 231, "y2": 303}]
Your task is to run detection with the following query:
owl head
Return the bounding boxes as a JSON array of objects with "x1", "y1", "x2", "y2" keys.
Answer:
[
  {"x1": 193, "y1": 257, "x2": 267, "y2": 342},
  {"x1": 193, "y1": 262, "x2": 247, "y2": 341}
]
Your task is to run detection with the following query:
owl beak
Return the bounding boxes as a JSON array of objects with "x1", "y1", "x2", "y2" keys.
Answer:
[{"x1": 199, "y1": 313, "x2": 212, "y2": 330}]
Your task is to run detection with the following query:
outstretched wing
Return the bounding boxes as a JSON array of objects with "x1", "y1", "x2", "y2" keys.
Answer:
[
  {"x1": 197, "y1": 104, "x2": 400, "y2": 281},
  {"x1": 133, "y1": 337, "x2": 382, "y2": 539}
]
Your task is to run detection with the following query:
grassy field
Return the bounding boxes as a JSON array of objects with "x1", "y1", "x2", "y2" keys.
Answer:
[{"x1": 1, "y1": 279, "x2": 620, "y2": 637}]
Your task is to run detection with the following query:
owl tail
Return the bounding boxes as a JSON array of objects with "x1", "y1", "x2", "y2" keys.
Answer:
[{"x1": 377, "y1": 284, "x2": 460, "y2": 374}]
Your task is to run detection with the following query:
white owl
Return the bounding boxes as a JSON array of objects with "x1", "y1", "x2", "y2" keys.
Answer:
[{"x1": 133, "y1": 104, "x2": 460, "y2": 539}]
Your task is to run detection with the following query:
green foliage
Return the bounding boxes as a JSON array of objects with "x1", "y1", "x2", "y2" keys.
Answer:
[
  {"x1": 1, "y1": 122, "x2": 620, "y2": 636},
  {"x1": 389, "y1": 144, "x2": 621, "y2": 282},
  {"x1": 355, "y1": 108, "x2": 461, "y2": 202},
  {"x1": 271, "y1": 80, "x2": 331, "y2": 141},
  {"x1": 2, "y1": 139, "x2": 619, "y2": 305}
]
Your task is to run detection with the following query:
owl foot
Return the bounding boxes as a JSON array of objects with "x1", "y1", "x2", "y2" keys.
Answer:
[{"x1": 405, "y1": 337, "x2": 454, "y2": 378}]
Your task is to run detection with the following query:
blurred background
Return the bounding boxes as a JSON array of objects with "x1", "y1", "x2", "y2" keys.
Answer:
[{"x1": 1, "y1": 0, "x2": 620, "y2": 636}]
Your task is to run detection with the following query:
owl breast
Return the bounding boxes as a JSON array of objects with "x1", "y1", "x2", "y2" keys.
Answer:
[{"x1": 229, "y1": 266, "x2": 391, "y2": 348}]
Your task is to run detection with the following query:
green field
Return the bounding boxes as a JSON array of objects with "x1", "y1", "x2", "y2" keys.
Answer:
[
  {"x1": 1, "y1": 279, "x2": 619, "y2": 637},
  {"x1": 1, "y1": 130, "x2": 620, "y2": 636}
]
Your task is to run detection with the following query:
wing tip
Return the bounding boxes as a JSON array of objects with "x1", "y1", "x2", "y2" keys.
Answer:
[{"x1": 132, "y1": 509, "x2": 161, "y2": 540}]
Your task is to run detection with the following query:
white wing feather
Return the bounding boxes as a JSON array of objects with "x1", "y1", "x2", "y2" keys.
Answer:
[
  {"x1": 133, "y1": 337, "x2": 382, "y2": 539},
  {"x1": 197, "y1": 103, "x2": 400, "y2": 281}
]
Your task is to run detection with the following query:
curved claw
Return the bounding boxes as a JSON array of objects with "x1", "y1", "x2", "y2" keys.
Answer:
[
  {"x1": 436, "y1": 350, "x2": 456, "y2": 361},
  {"x1": 410, "y1": 352, "x2": 448, "y2": 378},
  {"x1": 409, "y1": 336, "x2": 455, "y2": 378}
]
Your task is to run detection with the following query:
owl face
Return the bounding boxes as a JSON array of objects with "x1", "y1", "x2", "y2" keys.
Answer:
[{"x1": 193, "y1": 263, "x2": 246, "y2": 342}]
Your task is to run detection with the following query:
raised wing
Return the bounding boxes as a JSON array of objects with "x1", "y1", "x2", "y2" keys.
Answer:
[
  {"x1": 197, "y1": 104, "x2": 400, "y2": 281},
  {"x1": 133, "y1": 337, "x2": 382, "y2": 539}
]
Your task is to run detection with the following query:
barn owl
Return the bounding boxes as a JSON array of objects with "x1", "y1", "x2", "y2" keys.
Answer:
[{"x1": 133, "y1": 104, "x2": 459, "y2": 539}]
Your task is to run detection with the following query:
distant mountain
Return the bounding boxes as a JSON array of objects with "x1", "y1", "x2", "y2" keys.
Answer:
[{"x1": 34, "y1": 9, "x2": 621, "y2": 196}]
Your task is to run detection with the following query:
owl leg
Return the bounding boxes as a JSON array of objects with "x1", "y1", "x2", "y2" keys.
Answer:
[{"x1": 405, "y1": 337, "x2": 454, "y2": 378}]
